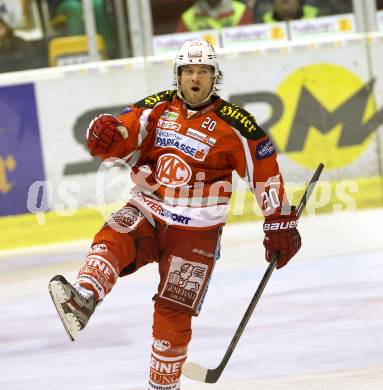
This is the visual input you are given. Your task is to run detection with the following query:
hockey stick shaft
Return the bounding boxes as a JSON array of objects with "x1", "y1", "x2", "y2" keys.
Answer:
[{"x1": 182, "y1": 163, "x2": 324, "y2": 383}]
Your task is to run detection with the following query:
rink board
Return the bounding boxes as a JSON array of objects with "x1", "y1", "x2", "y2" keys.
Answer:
[{"x1": 1, "y1": 32, "x2": 383, "y2": 247}]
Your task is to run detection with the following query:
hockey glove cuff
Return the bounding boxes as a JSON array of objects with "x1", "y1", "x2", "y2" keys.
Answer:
[{"x1": 263, "y1": 207, "x2": 301, "y2": 269}]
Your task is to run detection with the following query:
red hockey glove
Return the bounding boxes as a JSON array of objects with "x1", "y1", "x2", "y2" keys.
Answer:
[
  {"x1": 263, "y1": 207, "x2": 301, "y2": 269},
  {"x1": 86, "y1": 114, "x2": 128, "y2": 158}
]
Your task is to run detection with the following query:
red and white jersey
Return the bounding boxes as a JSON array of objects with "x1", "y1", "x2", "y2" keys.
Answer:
[{"x1": 103, "y1": 90, "x2": 286, "y2": 229}]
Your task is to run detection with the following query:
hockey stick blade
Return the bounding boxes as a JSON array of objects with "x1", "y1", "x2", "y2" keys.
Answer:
[
  {"x1": 182, "y1": 163, "x2": 324, "y2": 383},
  {"x1": 181, "y1": 362, "x2": 208, "y2": 383}
]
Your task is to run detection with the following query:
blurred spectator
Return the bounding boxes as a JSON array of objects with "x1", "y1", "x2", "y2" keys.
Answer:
[
  {"x1": 310, "y1": 0, "x2": 352, "y2": 16},
  {"x1": 0, "y1": 0, "x2": 32, "y2": 29},
  {"x1": 0, "y1": 17, "x2": 41, "y2": 73},
  {"x1": 378, "y1": 0, "x2": 383, "y2": 10},
  {"x1": 262, "y1": 0, "x2": 319, "y2": 23},
  {"x1": 177, "y1": 0, "x2": 253, "y2": 32},
  {"x1": 49, "y1": 0, "x2": 117, "y2": 58},
  {"x1": 151, "y1": 0, "x2": 194, "y2": 35},
  {"x1": 240, "y1": 0, "x2": 257, "y2": 9}
]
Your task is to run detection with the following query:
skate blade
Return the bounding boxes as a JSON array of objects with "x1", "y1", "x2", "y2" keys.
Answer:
[{"x1": 48, "y1": 279, "x2": 81, "y2": 341}]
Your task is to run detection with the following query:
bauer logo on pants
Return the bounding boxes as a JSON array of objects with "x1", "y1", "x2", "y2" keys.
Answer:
[{"x1": 159, "y1": 256, "x2": 209, "y2": 311}]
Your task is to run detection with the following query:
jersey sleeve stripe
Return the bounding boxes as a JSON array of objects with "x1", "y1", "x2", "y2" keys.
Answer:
[
  {"x1": 232, "y1": 127, "x2": 254, "y2": 190},
  {"x1": 137, "y1": 108, "x2": 151, "y2": 147}
]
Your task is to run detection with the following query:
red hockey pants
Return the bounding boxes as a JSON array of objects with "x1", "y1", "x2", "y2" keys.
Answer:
[{"x1": 76, "y1": 204, "x2": 222, "y2": 389}]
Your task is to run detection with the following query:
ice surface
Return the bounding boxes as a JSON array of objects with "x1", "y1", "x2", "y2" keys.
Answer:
[{"x1": 1, "y1": 209, "x2": 383, "y2": 389}]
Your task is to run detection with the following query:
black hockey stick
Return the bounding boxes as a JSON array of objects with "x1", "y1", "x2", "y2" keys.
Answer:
[{"x1": 182, "y1": 163, "x2": 324, "y2": 383}]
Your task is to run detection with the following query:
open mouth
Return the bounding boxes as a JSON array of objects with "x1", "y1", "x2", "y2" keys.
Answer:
[{"x1": 191, "y1": 87, "x2": 200, "y2": 92}]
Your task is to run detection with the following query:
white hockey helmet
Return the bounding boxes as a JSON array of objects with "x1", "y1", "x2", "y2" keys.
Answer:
[{"x1": 174, "y1": 40, "x2": 221, "y2": 103}]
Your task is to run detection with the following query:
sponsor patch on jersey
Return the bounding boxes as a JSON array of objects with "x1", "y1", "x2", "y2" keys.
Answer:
[
  {"x1": 155, "y1": 153, "x2": 192, "y2": 188},
  {"x1": 186, "y1": 128, "x2": 216, "y2": 146},
  {"x1": 134, "y1": 192, "x2": 192, "y2": 225},
  {"x1": 215, "y1": 102, "x2": 265, "y2": 141},
  {"x1": 135, "y1": 90, "x2": 176, "y2": 108},
  {"x1": 256, "y1": 138, "x2": 276, "y2": 160},
  {"x1": 155, "y1": 129, "x2": 211, "y2": 161},
  {"x1": 121, "y1": 106, "x2": 132, "y2": 115},
  {"x1": 157, "y1": 118, "x2": 181, "y2": 131},
  {"x1": 107, "y1": 206, "x2": 143, "y2": 233},
  {"x1": 161, "y1": 110, "x2": 179, "y2": 120}
]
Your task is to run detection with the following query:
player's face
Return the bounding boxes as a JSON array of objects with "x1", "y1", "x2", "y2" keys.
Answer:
[
  {"x1": 273, "y1": 0, "x2": 300, "y2": 19},
  {"x1": 180, "y1": 64, "x2": 215, "y2": 106}
]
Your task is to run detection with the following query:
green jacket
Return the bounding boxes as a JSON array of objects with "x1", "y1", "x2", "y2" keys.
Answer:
[
  {"x1": 181, "y1": 1, "x2": 247, "y2": 31},
  {"x1": 262, "y1": 5, "x2": 319, "y2": 23}
]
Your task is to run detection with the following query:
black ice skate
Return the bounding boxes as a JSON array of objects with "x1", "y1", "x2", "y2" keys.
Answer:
[{"x1": 48, "y1": 275, "x2": 97, "y2": 341}]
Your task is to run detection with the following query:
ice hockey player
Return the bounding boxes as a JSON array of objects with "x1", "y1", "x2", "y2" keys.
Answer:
[{"x1": 48, "y1": 40, "x2": 301, "y2": 390}]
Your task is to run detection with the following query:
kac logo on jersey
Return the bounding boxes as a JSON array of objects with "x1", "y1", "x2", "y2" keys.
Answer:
[
  {"x1": 155, "y1": 153, "x2": 192, "y2": 187},
  {"x1": 256, "y1": 138, "x2": 275, "y2": 160}
]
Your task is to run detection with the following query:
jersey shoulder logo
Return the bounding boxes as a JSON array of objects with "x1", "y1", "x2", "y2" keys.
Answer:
[
  {"x1": 134, "y1": 90, "x2": 177, "y2": 108},
  {"x1": 215, "y1": 101, "x2": 265, "y2": 140}
]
